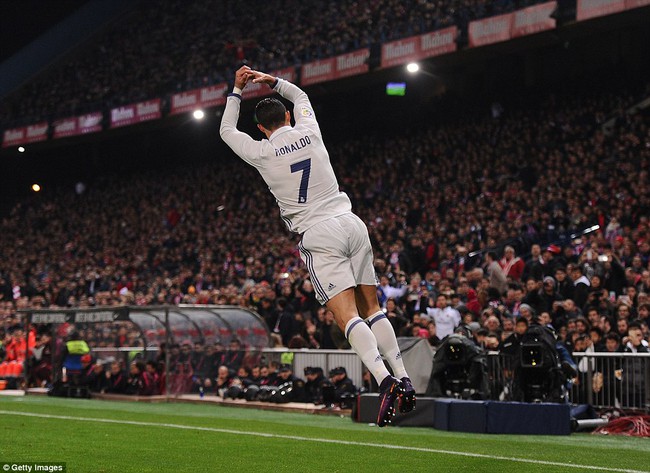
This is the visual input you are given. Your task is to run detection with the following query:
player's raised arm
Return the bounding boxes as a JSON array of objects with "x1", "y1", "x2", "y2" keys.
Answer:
[
  {"x1": 251, "y1": 70, "x2": 321, "y2": 136},
  {"x1": 220, "y1": 66, "x2": 263, "y2": 165}
]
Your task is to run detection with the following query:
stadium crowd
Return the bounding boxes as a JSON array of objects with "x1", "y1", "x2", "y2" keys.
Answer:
[
  {"x1": 1, "y1": 74, "x2": 649, "y2": 399},
  {"x1": 0, "y1": 0, "x2": 648, "y2": 404},
  {"x1": 1, "y1": 0, "x2": 551, "y2": 127}
]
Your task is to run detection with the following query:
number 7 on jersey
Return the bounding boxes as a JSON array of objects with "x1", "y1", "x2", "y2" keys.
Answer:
[{"x1": 290, "y1": 158, "x2": 311, "y2": 203}]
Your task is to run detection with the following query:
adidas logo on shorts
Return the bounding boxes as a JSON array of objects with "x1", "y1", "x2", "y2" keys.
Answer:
[{"x1": 327, "y1": 283, "x2": 336, "y2": 290}]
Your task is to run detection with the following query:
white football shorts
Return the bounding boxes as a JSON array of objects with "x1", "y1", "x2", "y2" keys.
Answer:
[{"x1": 298, "y1": 213, "x2": 377, "y2": 304}]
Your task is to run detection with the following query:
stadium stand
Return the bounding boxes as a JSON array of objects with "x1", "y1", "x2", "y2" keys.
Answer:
[
  {"x1": 0, "y1": 0, "x2": 648, "y2": 413},
  {"x1": 0, "y1": 0, "x2": 554, "y2": 127}
]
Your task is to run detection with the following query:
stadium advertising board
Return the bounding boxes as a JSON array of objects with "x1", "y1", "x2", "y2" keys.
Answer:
[
  {"x1": 468, "y1": 13, "x2": 514, "y2": 47},
  {"x1": 170, "y1": 83, "x2": 229, "y2": 115},
  {"x1": 28, "y1": 308, "x2": 130, "y2": 324},
  {"x1": 380, "y1": 26, "x2": 458, "y2": 68},
  {"x1": 2, "y1": 127, "x2": 26, "y2": 148},
  {"x1": 24, "y1": 122, "x2": 48, "y2": 144},
  {"x1": 242, "y1": 67, "x2": 296, "y2": 100},
  {"x1": 469, "y1": 2, "x2": 558, "y2": 47},
  {"x1": 52, "y1": 112, "x2": 102, "y2": 139},
  {"x1": 79, "y1": 112, "x2": 103, "y2": 134},
  {"x1": 625, "y1": 0, "x2": 650, "y2": 7},
  {"x1": 110, "y1": 99, "x2": 161, "y2": 128},
  {"x1": 511, "y1": 1, "x2": 557, "y2": 37},
  {"x1": 301, "y1": 49, "x2": 370, "y2": 87},
  {"x1": 576, "y1": 0, "x2": 626, "y2": 20}
]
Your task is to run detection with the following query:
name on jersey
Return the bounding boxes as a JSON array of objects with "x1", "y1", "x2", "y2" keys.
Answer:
[{"x1": 275, "y1": 135, "x2": 311, "y2": 156}]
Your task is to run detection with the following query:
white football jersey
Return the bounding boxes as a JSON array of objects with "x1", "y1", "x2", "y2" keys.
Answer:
[{"x1": 220, "y1": 79, "x2": 352, "y2": 234}]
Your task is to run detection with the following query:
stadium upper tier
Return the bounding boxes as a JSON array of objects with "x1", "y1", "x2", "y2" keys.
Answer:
[{"x1": 0, "y1": 0, "x2": 569, "y2": 128}]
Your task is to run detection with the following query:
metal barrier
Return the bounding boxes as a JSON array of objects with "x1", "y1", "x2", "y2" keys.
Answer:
[
  {"x1": 570, "y1": 352, "x2": 650, "y2": 411},
  {"x1": 484, "y1": 351, "x2": 650, "y2": 411}
]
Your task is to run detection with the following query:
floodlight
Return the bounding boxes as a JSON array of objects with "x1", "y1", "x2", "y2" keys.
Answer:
[{"x1": 406, "y1": 63, "x2": 419, "y2": 73}]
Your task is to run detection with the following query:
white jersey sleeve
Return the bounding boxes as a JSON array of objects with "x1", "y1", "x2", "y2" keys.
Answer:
[
  {"x1": 219, "y1": 91, "x2": 264, "y2": 167},
  {"x1": 220, "y1": 80, "x2": 351, "y2": 234},
  {"x1": 273, "y1": 78, "x2": 322, "y2": 138}
]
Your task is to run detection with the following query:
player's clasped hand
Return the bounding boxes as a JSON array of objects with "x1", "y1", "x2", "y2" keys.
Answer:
[
  {"x1": 250, "y1": 70, "x2": 275, "y2": 85},
  {"x1": 234, "y1": 66, "x2": 277, "y2": 90},
  {"x1": 234, "y1": 65, "x2": 253, "y2": 89}
]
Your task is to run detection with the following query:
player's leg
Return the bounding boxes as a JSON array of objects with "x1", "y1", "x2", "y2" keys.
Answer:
[
  {"x1": 325, "y1": 288, "x2": 390, "y2": 385},
  {"x1": 347, "y1": 211, "x2": 416, "y2": 413},
  {"x1": 355, "y1": 284, "x2": 407, "y2": 378},
  {"x1": 300, "y1": 217, "x2": 400, "y2": 425},
  {"x1": 355, "y1": 284, "x2": 416, "y2": 412},
  {"x1": 325, "y1": 288, "x2": 401, "y2": 427}
]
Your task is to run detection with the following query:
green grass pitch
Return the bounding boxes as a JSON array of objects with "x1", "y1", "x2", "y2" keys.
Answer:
[{"x1": 0, "y1": 395, "x2": 649, "y2": 473}]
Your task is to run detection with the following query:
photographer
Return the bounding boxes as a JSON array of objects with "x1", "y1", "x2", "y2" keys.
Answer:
[
  {"x1": 328, "y1": 367, "x2": 357, "y2": 408},
  {"x1": 304, "y1": 367, "x2": 326, "y2": 404},
  {"x1": 271, "y1": 364, "x2": 307, "y2": 403}
]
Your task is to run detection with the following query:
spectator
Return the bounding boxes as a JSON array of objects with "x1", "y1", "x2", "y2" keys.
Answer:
[
  {"x1": 569, "y1": 265, "x2": 591, "y2": 310},
  {"x1": 621, "y1": 323, "x2": 648, "y2": 408},
  {"x1": 499, "y1": 246, "x2": 525, "y2": 282},
  {"x1": 425, "y1": 294, "x2": 461, "y2": 339},
  {"x1": 484, "y1": 250, "x2": 507, "y2": 296}
]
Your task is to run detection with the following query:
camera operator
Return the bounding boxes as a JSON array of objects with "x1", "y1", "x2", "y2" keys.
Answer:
[
  {"x1": 512, "y1": 315, "x2": 576, "y2": 403},
  {"x1": 425, "y1": 332, "x2": 488, "y2": 400}
]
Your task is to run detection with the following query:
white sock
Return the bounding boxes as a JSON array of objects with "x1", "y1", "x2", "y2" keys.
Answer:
[
  {"x1": 366, "y1": 311, "x2": 408, "y2": 379},
  {"x1": 345, "y1": 316, "x2": 391, "y2": 384}
]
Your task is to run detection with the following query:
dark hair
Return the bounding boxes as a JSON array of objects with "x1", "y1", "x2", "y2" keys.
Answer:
[
  {"x1": 589, "y1": 326, "x2": 603, "y2": 337},
  {"x1": 605, "y1": 332, "x2": 620, "y2": 343},
  {"x1": 487, "y1": 251, "x2": 498, "y2": 261},
  {"x1": 255, "y1": 98, "x2": 286, "y2": 130},
  {"x1": 628, "y1": 321, "x2": 643, "y2": 331},
  {"x1": 515, "y1": 316, "x2": 529, "y2": 326}
]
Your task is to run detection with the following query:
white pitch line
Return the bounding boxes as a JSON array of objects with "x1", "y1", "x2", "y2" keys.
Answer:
[{"x1": 0, "y1": 409, "x2": 648, "y2": 473}]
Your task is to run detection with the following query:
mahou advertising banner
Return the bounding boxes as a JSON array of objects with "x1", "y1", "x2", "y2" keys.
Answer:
[
  {"x1": 242, "y1": 67, "x2": 296, "y2": 100},
  {"x1": 576, "y1": 0, "x2": 626, "y2": 20},
  {"x1": 53, "y1": 112, "x2": 103, "y2": 139},
  {"x1": 110, "y1": 99, "x2": 161, "y2": 128},
  {"x1": 625, "y1": 0, "x2": 650, "y2": 7},
  {"x1": 468, "y1": 13, "x2": 514, "y2": 47},
  {"x1": 53, "y1": 117, "x2": 78, "y2": 139},
  {"x1": 25, "y1": 122, "x2": 48, "y2": 144},
  {"x1": 301, "y1": 49, "x2": 370, "y2": 87},
  {"x1": 78, "y1": 112, "x2": 103, "y2": 134},
  {"x1": 2, "y1": 127, "x2": 26, "y2": 148},
  {"x1": 381, "y1": 26, "x2": 458, "y2": 68},
  {"x1": 511, "y1": 1, "x2": 557, "y2": 37},
  {"x1": 170, "y1": 83, "x2": 229, "y2": 115}
]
